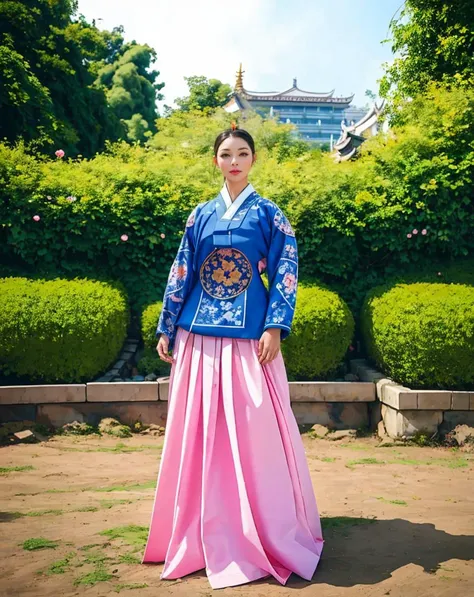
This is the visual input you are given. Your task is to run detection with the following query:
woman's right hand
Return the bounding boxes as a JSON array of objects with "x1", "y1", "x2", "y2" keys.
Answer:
[{"x1": 157, "y1": 334, "x2": 173, "y2": 363}]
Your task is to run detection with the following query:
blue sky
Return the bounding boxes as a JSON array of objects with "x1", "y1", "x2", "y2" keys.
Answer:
[{"x1": 76, "y1": 0, "x2": 403, "y2": 111}]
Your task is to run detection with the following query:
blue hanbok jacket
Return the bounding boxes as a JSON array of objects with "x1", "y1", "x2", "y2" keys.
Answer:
[{"x1": 156, "y1": 182, "x2": 298, "y2": 351}]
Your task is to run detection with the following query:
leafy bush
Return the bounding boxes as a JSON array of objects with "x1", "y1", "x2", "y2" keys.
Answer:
[
  {"x1": 138, "y1": 301, "x2": 171, "y2": 376},
  {"x1": 0, "y1": 277, "x2": 129, "y2": 383},
  {"x1": 361, "y1": 282, "x2": 474, "y2": 389},
  {"x1": 281, "y1": 285, "x2": 355, "y2": 380},
  {"x1": 141, "y1": 301, "x2": 163, "y2": 349}
]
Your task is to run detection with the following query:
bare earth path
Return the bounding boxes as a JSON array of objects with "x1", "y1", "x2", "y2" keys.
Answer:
[{"x1": 1, "y1": 433, "x2": 473, "y2": 597}]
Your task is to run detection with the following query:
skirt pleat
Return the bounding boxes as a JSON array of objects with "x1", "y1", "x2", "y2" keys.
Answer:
[{"x1": 142, "y1": 327, "x2": 324, "y2": 589}]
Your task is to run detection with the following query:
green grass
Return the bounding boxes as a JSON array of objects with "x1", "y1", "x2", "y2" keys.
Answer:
[
  {"x1": 78, "y1": 543, "x2": 104, "y2": 551},
  {"x1": 346, "y1": 457, "x2": 385, "y2": 468},
  {"x1": 118, "y1": 551, "x2": 142, "y2": 564},
  {"x1": 73, "y1": 568, "x2": 115, "y2": 586},
  {"x1": 22, "y1": 537, "x2": 60, "y2": 551},
  {"x1": 0, "y1": 465, "x2": 35, "y2": 475},
  {"x1": 376, "y1": 497, "x2": 408, "y2": 506},
  {"x1": 390, "y1": 457, "x2": 469, "y2": 468},
  {"x1": 82, "y1": 550, "x2": 113, "y2": 565},
  {"x1": 92, "y1": 480, "x2": 156, "y2": 492},
  {"x1": 98, "y1": 499, "x2": 134, "y2": 509},
  {"x1": 114, "y1": 583, "x2": 148, "y2": 593},
  {"x1": 98, "y1": 525, "x2": 149, "y2": 549},
  {"x1": 15, "y1": 480, "x2": 156, "y2": 497},
  {"x1": 321, "y1": 516, "x2": 377, "y2": 535},
  {"x1": 43, "y1": 551, "x2": 76, "y2": 575}
]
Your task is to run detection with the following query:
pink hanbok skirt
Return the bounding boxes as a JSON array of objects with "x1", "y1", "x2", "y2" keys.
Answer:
[{"x1": 141, "y1": 326, "x2": 324, "y2": 589}]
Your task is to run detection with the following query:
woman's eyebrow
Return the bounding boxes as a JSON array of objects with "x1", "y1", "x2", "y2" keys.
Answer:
[{"x1": 220, "y1": 147, "x2": 249, "y2": 152}]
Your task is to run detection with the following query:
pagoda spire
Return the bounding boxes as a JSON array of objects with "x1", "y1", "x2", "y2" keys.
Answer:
[{"x1": 235, "y1": 63, "x2": 245, "y2": 92}]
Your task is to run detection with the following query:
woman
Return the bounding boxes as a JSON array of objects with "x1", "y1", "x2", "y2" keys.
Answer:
[{"x1": 142, "y1": 125, "x2": 324, "y2": 589}]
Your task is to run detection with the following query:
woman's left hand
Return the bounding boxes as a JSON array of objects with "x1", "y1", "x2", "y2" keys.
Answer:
[{"x1": 257, "y1": 328, "x2": 281, "y2": 365}]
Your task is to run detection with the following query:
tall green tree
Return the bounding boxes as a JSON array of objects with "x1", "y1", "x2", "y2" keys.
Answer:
[
  {"x1": 175, "y1": 76, "x2": 232, "y2": 112},
  {"x1": 0, "y1": 0, "x2": 123, "y2": 155},
  {"x1": 380, "y1": 0, "x2": 474, "y2": 107},
  {"x1": 95, "y1": 42, "x2": 165, "y2": 143}
]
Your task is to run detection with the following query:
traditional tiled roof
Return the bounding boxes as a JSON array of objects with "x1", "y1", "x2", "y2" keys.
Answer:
[{"x1": 229, "y1": 67, "x2": 354, "y2": 104}]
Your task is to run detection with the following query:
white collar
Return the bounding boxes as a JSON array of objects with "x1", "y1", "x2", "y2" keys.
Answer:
[{"x1": 220, "y1": 182, "x2": 256, "y2": 220}]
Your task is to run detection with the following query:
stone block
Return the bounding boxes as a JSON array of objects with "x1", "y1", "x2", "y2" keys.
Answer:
[
  {"x1": 381, "y1": 384, "x2": 417, "y2": 410},
  {"x1": 349, "y1": 359, "x2": 368, "y2": 376},
  {"x1": 442, "y1": 411, "x2": 474, "y2": 432},
  {"x1": 369, "y1": 401, "x2": 382, "y2": 430},
  {"x1": 357, "y1": 367, "x2": 385, "y2": 382},
  {"x1": 86, "y1": 382, "x2": 158, "y2": 402},
  {"x1": 417, "y1": 391, "x2": 452, "y2": 410},
  {"x1": 37, "y1": 402, "x2": 168, "y2": 428},
  {"x1": 291, "y1": 402, "x2": 368, "y2": 429},
  {"x1": 0, "y1": 385, "x2": 86, "y2": 405},
  {"x1": 381, "y1": 404, "x2": 442, "y2": 439},
  {"x1": 0, "y1": 404, "x2": 37, "y2": 423},
  {"x1": 470, "y1": 394, "x2": 474, "y2": 411},
  {"x1": 451, "y1": 392, "x2": 470, "y2": 411},
  {"x1": 288, "y1": 382, "x2": 374, "y2": 403},
  {"x1": 158, "y1": 377, "x2": 170, "y2": 401}
]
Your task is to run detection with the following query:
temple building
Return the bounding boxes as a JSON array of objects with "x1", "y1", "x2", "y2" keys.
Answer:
[
  {"x1": 332, "y1": 100, "x2": 386, "y2": 161},
  {"x1": 224, "y1": 64, "x2": 367, "y2": 147}
]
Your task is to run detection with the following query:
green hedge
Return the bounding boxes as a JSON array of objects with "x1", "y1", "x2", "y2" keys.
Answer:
[
  {"x1": 138, "y1": 301, "x2": 171, "y2": 377},
  {"x1": 281, "y1": 285, "x2": 355, "y2": 380},
  {"x1": 361, "y1": 282, "x2": 474, "y2": 389},
  {"x1": 0, "y1": 277, "x2": 129, "y2": 383}
]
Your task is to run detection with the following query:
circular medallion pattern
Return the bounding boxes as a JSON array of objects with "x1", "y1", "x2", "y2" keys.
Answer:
[{"x1": 200, "y1": 248, "x2": 252, "y2": 299}]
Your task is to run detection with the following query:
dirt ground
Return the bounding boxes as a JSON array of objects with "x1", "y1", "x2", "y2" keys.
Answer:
[{"x1": 1, "y1": 432, "x2": 473, "y2": 597}]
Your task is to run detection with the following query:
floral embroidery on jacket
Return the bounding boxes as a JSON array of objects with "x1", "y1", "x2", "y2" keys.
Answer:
[
  {"x1": 200, "y1": 248, "x2": 252, "y2": 299},
  {"x1": 274, "y1": 209, "x2": 295, "y2": 237},
  {"x1": 274, "y1": 259, "x2": 297, "y2": 310},
  {"x1": 195, "y1": 296, "x2": 245, "y2": 327}
]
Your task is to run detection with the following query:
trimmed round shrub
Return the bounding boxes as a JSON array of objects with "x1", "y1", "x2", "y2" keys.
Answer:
[
  {"x1": 139, "y1": 301, "x2": 171, "y2": 377},
  {"x1": 0, "y1": 277, "x2": 129, "y2": 383},
  {"x1": 141, "y1": 301, "x2": 163, "y2": 349},
  {"x1": 281, "y1": 285, "x2": 355, "y2": 380},
  {"x1": 360, "y1": 282, "x2": 474, "y2": 389}
]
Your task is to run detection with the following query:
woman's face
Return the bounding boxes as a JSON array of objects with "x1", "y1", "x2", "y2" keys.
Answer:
[{"x1": 213, "y1": 136, "x2": 256, "y2": 183}]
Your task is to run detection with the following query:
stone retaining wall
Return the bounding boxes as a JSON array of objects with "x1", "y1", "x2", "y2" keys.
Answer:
[
  {"x1": 350, "y1": 359, "x2": 474, "y2": 438},
  {"x1": 0, "y1": 379, "x2": 375, "y2": 430}
]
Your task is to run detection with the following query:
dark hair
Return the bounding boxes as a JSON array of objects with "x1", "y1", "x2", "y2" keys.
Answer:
[{"x1": 213, "y1": 128, "x2": 256, "y2": 156}]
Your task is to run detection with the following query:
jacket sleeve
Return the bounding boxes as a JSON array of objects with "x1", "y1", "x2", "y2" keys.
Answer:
[
  {"x1": 263, "y1": 206, "x2": 298, "y2": 340},
  {"x1": 156, "y1": 207, "x2": 198, "y2": 350}
]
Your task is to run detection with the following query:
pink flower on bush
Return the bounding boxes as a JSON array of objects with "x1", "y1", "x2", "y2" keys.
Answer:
[
  {"x1": 121, "y1": 234, "x2": 128, "y2": 241},
  {"x1": 412, "y1": 229, "x2": 418, "y2": 235},
  {"x1": 407, "y1": 233, "x2": 412, "y2": 238},
  {"x1": 258, "y1": 257, "x2": 267, "y2": 273},
  {"x1": 33, "y1": 215, "x2": 40, "y2": 221},
  {"x1": 55, "y1": 149, "x2": 65, "y2": 159},
  {"x1": 160, "y1": 233, "x2": 166, "y2": 239},
  {"x1": 66, "y1": 195, "x2": 76, "y2": 202},
  {"x1": 421, "y1": 229, "x2": 427, "y2": 235},
  {"x1": 349, "y1": 345, "x2": 355, "y2": 351}
]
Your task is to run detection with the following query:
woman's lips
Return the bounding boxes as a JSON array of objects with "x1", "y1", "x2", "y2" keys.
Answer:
[{"x1": 229, "y1": 170, "x2": 241, "y2": 174}]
